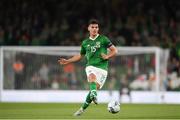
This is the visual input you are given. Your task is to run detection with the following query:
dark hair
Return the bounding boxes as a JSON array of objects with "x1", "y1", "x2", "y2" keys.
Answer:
[{"x1": 88, "y1": 19, "x2": 99, "y2": 25}]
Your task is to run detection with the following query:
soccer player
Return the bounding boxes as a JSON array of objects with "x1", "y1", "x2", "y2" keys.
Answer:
[{"x1": 58, "y1": 19, "x2": 118, "y2": 116}]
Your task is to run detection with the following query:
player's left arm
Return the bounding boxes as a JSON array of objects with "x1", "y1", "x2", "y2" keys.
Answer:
[{"x1": 101, "y1": 45, "x2": 118, "y2": 60}]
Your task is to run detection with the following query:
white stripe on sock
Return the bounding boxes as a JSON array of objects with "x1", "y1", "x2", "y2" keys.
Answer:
[{"x1": 91, "y1": 90, "x2": 96, "y2": 92}]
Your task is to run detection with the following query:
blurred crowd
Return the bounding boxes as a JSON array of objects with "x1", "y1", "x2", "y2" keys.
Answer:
[
  {"x1": 1, "y1": 0, "x2": 179, "y2": 91},
  {"x1": 0, "y1": 0, "x2": 179, "y2": 46}
]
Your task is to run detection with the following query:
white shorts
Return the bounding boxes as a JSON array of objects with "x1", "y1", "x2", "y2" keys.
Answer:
[{"x1": 85, "y1": 66, "x2": 108, "y2": 89}]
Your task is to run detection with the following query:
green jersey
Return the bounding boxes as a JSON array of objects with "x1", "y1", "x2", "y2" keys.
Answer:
[{"x1": 80, "y1": 35, "x2": 112, "y2": 71}]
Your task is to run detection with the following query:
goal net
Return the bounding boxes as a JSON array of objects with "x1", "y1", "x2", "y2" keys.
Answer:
[{"x1": 0, "y1": 46, "x2": 169, "y2": 92}]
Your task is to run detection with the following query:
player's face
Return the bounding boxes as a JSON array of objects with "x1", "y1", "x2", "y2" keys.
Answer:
[{"x1": 88, "y1": 24, "x2": 99, "y2": 36}]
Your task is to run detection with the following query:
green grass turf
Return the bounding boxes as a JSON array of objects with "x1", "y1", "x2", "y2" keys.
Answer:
[{"x1": 0, "y1": 103, "x2": 180, "y2": 119}]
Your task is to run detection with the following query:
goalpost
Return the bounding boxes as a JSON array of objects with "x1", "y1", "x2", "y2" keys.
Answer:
[
  {"x1": 0, "y1": 47, "x2": 2, "y2": 101},
  {"x1": 0, "y1": 46, "x2": 169, "y2": 103}
]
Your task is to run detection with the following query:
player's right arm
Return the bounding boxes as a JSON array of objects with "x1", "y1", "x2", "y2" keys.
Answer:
[
  {"x1": 58, "y1": 54, "x2": 83, "y2": 65},
  {"x1": 59, "y1": 41, "x2": 86, "y2": 65}
]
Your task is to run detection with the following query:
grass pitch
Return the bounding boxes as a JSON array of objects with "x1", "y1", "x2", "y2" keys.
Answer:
[{"x1": 0, "y1": 103, "x2": 180, "y2": 120}]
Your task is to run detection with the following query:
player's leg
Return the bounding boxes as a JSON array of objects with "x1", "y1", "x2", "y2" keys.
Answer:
[
  {"x1": 74, "y1": 66, "x2": 106, "y2": 116},
  {"x1": 74, "y1": 74, "x2": 99, "y2": 116},
  {"x1": 74, "y1": 88, "x2": 96, "y2": 116},
  {"x1": 78, "y1": 73, "x2": 99, "y2": 110},
  {"x1": 81, "y1": 76, "x2": 100, "y2": 110},
  {"x1": 74, "y1": 91, "x2": 91, "y2": 116},
  {"x1": 82, "y1": 91, "x2": 92, "y2": 109},
  {"x1": 88, "y1": 73, "x2": 99, "y2": 104}
]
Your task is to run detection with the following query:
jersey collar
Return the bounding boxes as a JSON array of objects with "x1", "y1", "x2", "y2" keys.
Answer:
[{"x1": 89, "y1": 34, "x2": 99, "y2": 40}]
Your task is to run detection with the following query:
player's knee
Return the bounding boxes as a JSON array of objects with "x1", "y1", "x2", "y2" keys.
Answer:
[
  {"x1": 88, "y1": 73, "x2": 96, "y2": 82},
  {"x1": 96, "y1": 83, "x2": 100, "y2": 90}
]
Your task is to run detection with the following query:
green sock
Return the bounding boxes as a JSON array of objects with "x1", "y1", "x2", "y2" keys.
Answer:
[
  {"x1": 90, "y1": 82, "x2": 97, "y2": 91},
  {"x1": 82, "y1": 91, "x2": 92, "y2": 110},
  {"x1": 90, "y1": 82, "x2": 97, "y2": 96}
]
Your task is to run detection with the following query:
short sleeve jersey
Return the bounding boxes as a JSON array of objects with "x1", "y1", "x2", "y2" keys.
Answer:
[{"x1": 80, "y1": 35, "x2": 112, "y2": 71}]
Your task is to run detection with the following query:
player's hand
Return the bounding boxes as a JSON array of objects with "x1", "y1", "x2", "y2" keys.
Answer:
[
  {"x1": 101, "y1": 53, "x2": 109, "y2": 60},
  {"x1": 58, "y1": 58, "x2": 69, "y2": 65}
]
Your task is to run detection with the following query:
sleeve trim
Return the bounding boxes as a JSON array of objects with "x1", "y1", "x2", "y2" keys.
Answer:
[{"x1": 107, "y1": 43, "x2": 113, "y2": 48}]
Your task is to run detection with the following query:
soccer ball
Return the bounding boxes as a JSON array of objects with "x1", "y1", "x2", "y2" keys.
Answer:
[{"x1": 107, "y1": 101, "x2": 120, "y2": 114}]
